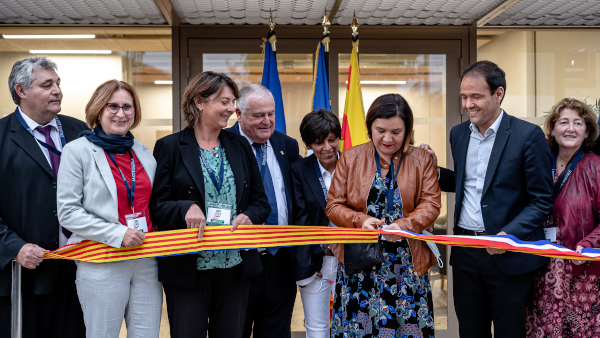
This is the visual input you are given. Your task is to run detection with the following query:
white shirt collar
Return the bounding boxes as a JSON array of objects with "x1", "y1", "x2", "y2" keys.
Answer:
[
  {"x1": 18, "y1": 106, "x2": 58, "y2": 131},
  {"x1": 469, "y1": 109, "x2": 504, "y2": 137},
  {"x1": 238, "y1": 123, "x2": 271, "y2": 147},
  {"x1": 316, "y1": 156, "x2": 336, "y2": 177}
]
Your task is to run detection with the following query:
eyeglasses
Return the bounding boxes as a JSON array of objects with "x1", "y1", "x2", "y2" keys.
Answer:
[{"x1": 106, "y1": 103, "x2": 135, "y2": 115}]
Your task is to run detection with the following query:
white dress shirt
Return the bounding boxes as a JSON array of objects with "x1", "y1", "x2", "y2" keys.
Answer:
[
  {"x1": 19, "y1": 106, "x2": 68, "y2": 246},
  {"x1": 457, "y1": 110, "x2": 504, "y2": 232},
  {"x1": 239, "y1": 127, "x2": 289, "y2": 226}
]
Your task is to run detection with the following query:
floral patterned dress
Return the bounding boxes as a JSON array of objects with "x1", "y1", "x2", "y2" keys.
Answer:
[
  {"x1": 525, "y1": 169, "x2": 600, "y2": 338},
  {"x1": 331, "y1": 168, "x2": 435, "y2": 338}
]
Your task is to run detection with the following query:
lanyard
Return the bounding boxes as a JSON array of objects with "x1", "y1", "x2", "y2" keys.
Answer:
[
  {"x1": 374, "y1": 150, "x2": 404, "y2": 219},
  {"x1": 552, "y1": 148, "x2": 584, "y2": 198},
  {"x1": 199, "y1": 146, "x2": 225, "y2": 195},
  {"x1": 313, "y1": 159, "x2": 329, "y2": 202},
  {"x1": 15, "y1": 108, "x2": 66, "y2": 156},
  {"x1": 107, "y1": 151, "x2": 136, "y2": 212}
]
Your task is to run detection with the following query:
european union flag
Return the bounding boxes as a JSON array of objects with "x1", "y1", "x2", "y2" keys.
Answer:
[
  {"x1": 262, "y1": 39, "x2": 286, "y2": 134},
  {"x1": 311, "y1": 41, "x2": 331, "y2": 111}
]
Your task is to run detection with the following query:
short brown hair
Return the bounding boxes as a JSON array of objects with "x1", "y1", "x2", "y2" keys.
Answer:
[
  {"x1": 181, "y1": 71, "x2": 239, "y2": 128},
  {"x1": 85, "y1": 80, "x2": 142, "y2": 130},
  {"x1": 365, "y1": 94, "x2": 414, "y2": 152},
  {"x1": 544, "y1": 98, "x2": 598, "y2": 154}
]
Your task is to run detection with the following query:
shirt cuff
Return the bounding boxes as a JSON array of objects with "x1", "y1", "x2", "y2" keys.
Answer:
[{"x1": 296, "y1": 272, "x2": 317, "y2": 286}]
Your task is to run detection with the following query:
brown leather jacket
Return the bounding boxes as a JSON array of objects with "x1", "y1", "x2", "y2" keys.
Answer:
[{"x1": 326, "y1": 142, "x2": 441, "y2": 276}]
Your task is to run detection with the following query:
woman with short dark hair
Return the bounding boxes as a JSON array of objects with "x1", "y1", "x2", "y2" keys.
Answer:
[
  {"x1": 526, "y1": 98, "x2": 600, "y2": 337},
  {"x1": 326, "y1": 94, "x2": 440, "y2": 337},
  {"x1": 150, "y1": 71, "x2": 270, "y2": 337},
  {"x1": 292, "y1": 109, "x2": 341, "y2": 338}
]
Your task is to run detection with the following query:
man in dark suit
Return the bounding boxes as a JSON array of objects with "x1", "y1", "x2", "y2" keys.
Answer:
[
  {"x1": 0, "y1": 56, "x2": 87, "y2": 337},
  {"x1": 226, "y1": 84, "x2": 301, "y2": 338},
  {"x1": 421, "y1": 61, "x2": 553, "y2": 338}
]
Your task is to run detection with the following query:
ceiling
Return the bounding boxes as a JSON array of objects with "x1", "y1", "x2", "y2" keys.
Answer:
[{"x1": 0, "y1": 0, "x2": 599, "y2": 27}]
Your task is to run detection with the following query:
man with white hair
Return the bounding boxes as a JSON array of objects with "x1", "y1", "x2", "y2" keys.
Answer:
[
  {"x1": 0, "y1": 56, "x2": 87, "y2": 337},
  {"x1": 226, "y1": 84, "x2": 301, "y2": 338}
]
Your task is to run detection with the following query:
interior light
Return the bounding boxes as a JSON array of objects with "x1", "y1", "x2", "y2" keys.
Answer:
[
  {"x1": 345, "y1": 80, "x2": 407, "y2": 85},
  {"x1": 4, "y1": 34, "x2": 95, "y2": 39},
  {"x1": 154, "y1": 80, "x2": 173, "y2": 85},
  {"x1": 572, "y1": 60, "x2": 575, "y2": 65},
  {"x1": 29, "y1": 50, "x2": 111, "y2": 54}
]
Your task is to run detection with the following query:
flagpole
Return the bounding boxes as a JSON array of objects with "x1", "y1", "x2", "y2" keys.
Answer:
[
  {"x1": 321, "y1": 9, "x2": 331, "y2": 81},
  {"x1": 11, "y1": 260, "x2": 22, "y2": 338}
]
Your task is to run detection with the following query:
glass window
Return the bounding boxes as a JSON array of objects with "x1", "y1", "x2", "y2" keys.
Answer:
[
  {"x1": 0, "y1": 31, "x2": 172, "y2": 153},
  {"x1": 203, "y1": 53, "x2": 313, "y2": 154},
  {"x1": 339, "y1": 53, "x2": 449, "y2": 330},
  {"x1": 478, "y1": 30, "x2": 600, "y2": 124}
]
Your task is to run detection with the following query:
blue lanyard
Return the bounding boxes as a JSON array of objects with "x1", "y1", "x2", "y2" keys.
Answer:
[
  {"x1": 15, "y1": 108, "x2": 66, "y2": 156},
  {"x1": 256, "y1": 143, "x2": 268, "y2": 181},
  {"x1": 199, "y1": 146, "x2": 225, "y2": 195},
  {"x1": 107, "y1": 151, "x2": 136, "y2": 212},
  {"x1": 374, "y1": 150, "x2": 404, "y2": 219},
  {"x1": 313, "y1": 158, "x2": 329, "y2": 202},
  {"x1": 552, "y1": 148, "x2": 584, "y2": 198}
]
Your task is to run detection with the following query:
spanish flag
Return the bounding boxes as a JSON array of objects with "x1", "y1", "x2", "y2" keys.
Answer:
[{"x1": 340, "y1": 40, "x2": 369, "y2": 151}]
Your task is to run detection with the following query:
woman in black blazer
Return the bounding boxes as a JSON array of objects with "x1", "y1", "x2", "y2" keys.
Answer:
[
  {"x1": 291, "y1": 109, "x2": 342, "y2": 338},
  {"x1": 150, "y1": 71, "x2": 270, "y2": 338}
]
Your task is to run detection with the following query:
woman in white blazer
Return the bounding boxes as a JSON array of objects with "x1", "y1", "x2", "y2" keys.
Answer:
[{"x1": 57, "y1": 80, "x2": 162, "y2": 338}]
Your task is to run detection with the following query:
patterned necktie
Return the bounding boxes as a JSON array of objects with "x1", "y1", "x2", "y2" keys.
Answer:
[
  {"x1": 253, "y1": 143, "x2": 279, "y2": 256},
  {"x1": 37, "y1": 126, "x2": 72, "y2": 238}
]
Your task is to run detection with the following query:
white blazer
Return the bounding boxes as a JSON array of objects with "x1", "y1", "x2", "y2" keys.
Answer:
[{"x1": 57, "y1": 137, "x2": 156, "y2": 248}]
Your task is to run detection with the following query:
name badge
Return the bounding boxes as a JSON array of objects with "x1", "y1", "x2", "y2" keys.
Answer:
[
  {"x1": 206, "y1": 202, "x2": 232, "y2": 226},
  {"x1": 544, "y1": 227, "x2": 557, "y2": 243},
  {"x1": 125, "y1": 212, "x2": 149, "y2": 233}
]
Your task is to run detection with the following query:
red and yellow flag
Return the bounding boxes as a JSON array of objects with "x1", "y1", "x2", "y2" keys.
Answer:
[{"x1": 340, "y1": 41, "x2": 369, "y2": 151}]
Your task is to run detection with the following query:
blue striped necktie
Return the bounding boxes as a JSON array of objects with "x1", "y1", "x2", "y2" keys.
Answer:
[{"x1": 252, "y1": 143, "x2": 279, "y2": 256}]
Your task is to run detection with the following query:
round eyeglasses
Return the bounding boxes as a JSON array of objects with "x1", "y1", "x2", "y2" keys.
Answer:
[{"x1": 106, "y1": 103, "x2": 135, "y2": 115}]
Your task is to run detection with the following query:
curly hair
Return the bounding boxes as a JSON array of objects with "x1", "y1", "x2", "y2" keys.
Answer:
[{"x1": 544, "y1": 97, "x2": 598, "y2": 154}]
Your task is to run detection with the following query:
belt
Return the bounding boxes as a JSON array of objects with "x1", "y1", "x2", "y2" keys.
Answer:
[{"x1": 455, "y1": 227, "x2": 486, "y2": 236}]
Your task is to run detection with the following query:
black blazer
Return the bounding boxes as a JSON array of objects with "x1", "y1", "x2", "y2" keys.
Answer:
[
  {"x1": 0, "y1": 110, "x2": 88, "y2": 296},
  {"x1": 226, "y1": 122, "x2": 302, "y2": 219},
  {"x1": 439, "y1": 112, "x2": 553, "y2": 275},
  {"x1": 150, "y1": 127, "x2": 270, "y2": 289},
  {"x1": 291, "y1": 154, "x2": 331, "y2": 281}
]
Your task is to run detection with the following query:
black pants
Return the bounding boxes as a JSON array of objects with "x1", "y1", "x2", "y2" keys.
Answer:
[
  {"x1": 453, "y1": 246, "x2": 534, "y2": 338},
  {"x1": 244, "y1": 247, "x2": 297, "y2": 338},
  {"x1": 164, "y1": 263, "x2": 250, "y2": 338},
  {"x1": 0, "y1": 260, "x2": 85, "y2": 338}
]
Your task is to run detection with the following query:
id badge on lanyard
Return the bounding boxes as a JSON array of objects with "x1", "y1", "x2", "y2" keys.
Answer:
[
  {"x1": 544, "y1": 227, "x2": 557, "y2": 243},
  {"x1": 107, "y1": 151, "x2": 147, "y2": 233},
  {"x1": 206, "y1": 202, "x2": 233, "y2": 226},
  {"x1": 200, "y1": 146, "x2": 233, "y2": 226}
]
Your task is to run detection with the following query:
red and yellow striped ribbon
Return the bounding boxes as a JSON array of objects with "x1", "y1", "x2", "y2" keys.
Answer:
[{"x1": 44, "y1": 225, "x2": 378, "y2": 263}]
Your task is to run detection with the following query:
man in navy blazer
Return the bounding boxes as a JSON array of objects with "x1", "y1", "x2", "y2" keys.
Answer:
[
  {"x1": 422, "y1": 61, "x2": 553, "y2": 338},
  {"x1": 0, "y1": 57, "x2": 86, "y2": 337},
  {"x1": 226, "y1": 84, "x2": 301, "y2": 338}
]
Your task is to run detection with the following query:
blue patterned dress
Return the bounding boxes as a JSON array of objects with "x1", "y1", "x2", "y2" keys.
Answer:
[
  {"x1": 331, "y1": 168, "x2": 435, "y2": 338},
  {"x1": 196, "y1": 146, "x2": 242, "y2": 270}
]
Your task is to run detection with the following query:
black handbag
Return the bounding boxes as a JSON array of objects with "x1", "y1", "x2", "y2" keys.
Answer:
[{"x1": 343, "y1": 241, "x2": 383, "y2": 275}]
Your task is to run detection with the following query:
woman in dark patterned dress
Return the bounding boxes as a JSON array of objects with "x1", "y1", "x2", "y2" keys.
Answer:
[
  {"x1": 526, "y1": 98, "x2": 600, "y2": 338},
  {"x1": 326, "y1": 94, "x2": 441, "y2": 337}
]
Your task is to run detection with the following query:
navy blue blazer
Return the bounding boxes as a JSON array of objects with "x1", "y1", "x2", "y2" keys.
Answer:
[
  {"x1": 439, "y1": 112, "x2": 553, "y2": 275},
  {"x1": 291, "y1": 154, "x2": 330, "y2": 281},
  {"x1": 0, "y1": 109, "x2": 88, "y2": 296},
  {"x1": 225, "y1": 122, "x2": 302, "y2": 220}
]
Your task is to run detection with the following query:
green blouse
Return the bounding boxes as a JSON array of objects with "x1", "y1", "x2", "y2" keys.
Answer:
[{"x1": 196, "y1": 146, "x2": 242, "y2": 270}]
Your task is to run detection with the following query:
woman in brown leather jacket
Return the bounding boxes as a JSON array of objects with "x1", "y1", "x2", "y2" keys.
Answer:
[
  {"x1": 326, "y1": 94, "x2": 441, "y2": 337},
  {"x1": 526, "y1": 98, "x2": 600, "y2": 337}
]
